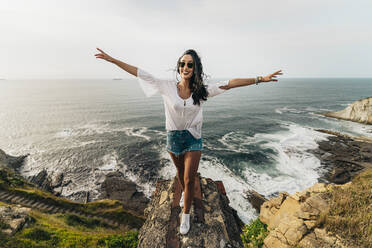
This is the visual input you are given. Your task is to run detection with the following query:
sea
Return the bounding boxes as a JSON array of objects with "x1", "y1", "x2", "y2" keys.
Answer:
[{"x1": 0, "y1": 77, "x2": 371, "y2": 224}]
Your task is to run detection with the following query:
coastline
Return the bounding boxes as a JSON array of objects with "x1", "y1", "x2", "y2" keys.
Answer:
[{"x1": 310, "y1": 129, "x2": 372, "y2": 184}]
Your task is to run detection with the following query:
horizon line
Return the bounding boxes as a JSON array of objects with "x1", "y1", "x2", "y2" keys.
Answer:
[{"x1": 1, "y1": 77, "x2": 372, "y2": 80}]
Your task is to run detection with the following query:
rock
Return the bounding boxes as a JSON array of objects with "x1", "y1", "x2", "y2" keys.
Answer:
[
  {"x1": 260, "y1": 192, "x2": 289, "y2": 228},
  {"x1": 0, "y1": 205, "x2": 32, "y2": 235},
  {"x1": 310, "y1": 130, "x2": 372, "y2": 184},
  {"x1": 0, "y1": 149, "x2": 28, "y2": 170},
  {"x1": 299, "y1": 228, "x2": 348, "y2": 248},
  {"x1": 100, "y1": 171, "x2": 150, "y2": 216},
  {"x1": 66, "y1": 191, "x2": 90, "y2": 203},
  {"x1": 280, "y1": 218, "x2": 307, "y2": 246},
  {"x1": 243, "y1": 189, "x2": 267, "y2": 213},
  {"x1": 321, "y1": 97, "x2": 372, "y2": 124},
  {"x1": 51, "y1": 172, "x2": 64, "y2": 188},
  {"x1": 260, "y1": 182, "x2": 351, "y2": 248},
  {"x1": 28, "y1": 169, "x2": 53, "y2": 192},
  {"x1": 263, "y1": 230, "x2": 291, "y2": 248},
  {"x1": 138, "y1": 174, "x2": 244, "y2": 248}
]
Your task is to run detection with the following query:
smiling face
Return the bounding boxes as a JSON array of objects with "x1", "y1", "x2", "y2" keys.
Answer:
[{"x1": 178, "y1": 54, "x2": 194, "y2": 80}]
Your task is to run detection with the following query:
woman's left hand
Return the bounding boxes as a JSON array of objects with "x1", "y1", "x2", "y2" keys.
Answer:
[{"x1": 262, "y1": 70, "x2": 283, "y2": 82}]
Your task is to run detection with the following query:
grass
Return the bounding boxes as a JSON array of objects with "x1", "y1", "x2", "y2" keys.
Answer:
[
  {"x1": 0, "y1": 167, "x2": 145, "y2": 227},
  {"x1": 0, "y1": 166, "x2": 144, "y2": 247},
  {"x1": 323, "y1": 169, "x2": 372, "y2": 247},
  {"x1": 0, "y1": 208, "x2": 139, "y2": 248},
  {"x1": 0, "y1": 166, "x2": 31, "y2": 189}
]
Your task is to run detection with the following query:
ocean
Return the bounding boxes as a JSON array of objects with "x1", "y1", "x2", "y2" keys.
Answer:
[{"x1": 0, "y1": 77, "x2": 371, "y2": 224}]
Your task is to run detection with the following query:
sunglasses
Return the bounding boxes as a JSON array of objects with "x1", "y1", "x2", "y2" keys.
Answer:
[{"x1": 178, "y1": 61, "x2": 194, "y2": 69}]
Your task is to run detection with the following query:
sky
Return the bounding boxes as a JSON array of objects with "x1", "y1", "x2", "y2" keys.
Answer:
[{"x1": 1, "y1": 0, "x2": 371, "y2": 79}]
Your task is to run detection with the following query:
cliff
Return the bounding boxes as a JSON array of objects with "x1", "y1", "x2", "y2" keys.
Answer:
[{"x1": 322, "y1": 97, "x2": 372, "y2": 124}]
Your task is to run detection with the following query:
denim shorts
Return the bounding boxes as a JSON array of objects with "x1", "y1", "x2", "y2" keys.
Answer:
[{"x1": 166, "y1": 130, "x2": 203, "y2": 156}]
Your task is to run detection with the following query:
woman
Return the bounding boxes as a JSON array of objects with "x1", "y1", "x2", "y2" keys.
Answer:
[{"x1": 95, "y1": 48, "x2": 282, "y2": 235}]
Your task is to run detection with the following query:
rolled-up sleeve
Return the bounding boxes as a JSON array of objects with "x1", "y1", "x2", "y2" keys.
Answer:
[
  {"x1": 206, "y1": 80, "x2": 230, "y2": 98},
  {"x1": 137, "y1": 68, "x2": 168, "y2": 97}
]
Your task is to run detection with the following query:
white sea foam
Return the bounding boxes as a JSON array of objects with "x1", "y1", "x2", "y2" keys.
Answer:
[
  {"x1": 197, "y1": 155, "x2": 257, "y2": 224},
  {"x1": 218, "y1": 132, "x2": 256, "y2": 153},
  {"x1": 56, "y1": 123, "x2": 156, "y2": 141},
  {"x1": 275, "y1": 106, "x2": 305, "y2": 115},
  {"x1": 245, "y1": 123, "x2": 331, "y2": 197},
  {"x1": 158, "y1": 149, "x2": 177, "y2": 180},
  {"x1": 55, "y1": 128, "x2": 75, "y2": 137},
  {"x1": 100, "y1": 152, "x2": 118, "y2": 171},
  {"x1": 122, "y1": 127, "x2": 151, "y2": 141},
  {"x1": 339, "y1": 103, "x2": 352, "y2": 107}
]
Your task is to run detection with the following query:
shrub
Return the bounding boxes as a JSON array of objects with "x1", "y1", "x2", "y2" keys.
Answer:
[
  {"x1": 240, "y1": 218, "x2": 268, "y2": 248},
  {"x1": 24, "y1": 228, "x2": 52, "y2": 241},
  {"x1": 0, "y1": 218, "x2": 10, "y2": 230},
  {"x1": 65, "y1": 214, "x2": 102, "y2": 228},
  {"x1": 98, "y1": 230, "x2": 139, "y2": 248}
]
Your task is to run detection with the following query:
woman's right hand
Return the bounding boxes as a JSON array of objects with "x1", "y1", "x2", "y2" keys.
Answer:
[{"x1": 95, "y1": 48, "x2": 115, "y2": 63}]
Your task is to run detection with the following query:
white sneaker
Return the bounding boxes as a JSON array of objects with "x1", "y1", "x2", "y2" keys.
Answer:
[
  {"x1": 180, "y1": 213, "x2": 190, "y2": 235},
  {"x1": 179, "y1": 191, "x2": 184, "y2": 208}
]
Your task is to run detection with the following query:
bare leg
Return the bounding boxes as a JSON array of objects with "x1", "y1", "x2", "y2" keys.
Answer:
[
  {"x1": 168, "y1": 152, "x2": 185, "y2": 191},
  {"x1": 183, "y1": 150, "x2": 201, "y2": 214}
]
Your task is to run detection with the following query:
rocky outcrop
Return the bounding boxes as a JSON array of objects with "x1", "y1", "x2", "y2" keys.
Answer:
[
  {"x1": 0, "y1": 205, "x2": 32, "y2": 235},
  {"x1": 0, "y1": 149, "x2": 28, "y2": 170},
  {"x1": 311, "y1": 129, "x2": 372, "y2": 184},
  {"x1": 138, "y1": 173, "x2": 244, "y2": 248},
  {"x1": 322, "y1": 97, "x2": 372, "y2": 124},
  {"x1": 260, "y1": 183, "x2": 349, "y2": 248},
  {"x1": 243, "y1": 189, "x2": 267, "y2": 213},
  {"x1": 28, "y1": 169, "x2": 53, "y2": 193},
  {"x1": 100, "y1": 171, "x2": 150, "y2": 216}
]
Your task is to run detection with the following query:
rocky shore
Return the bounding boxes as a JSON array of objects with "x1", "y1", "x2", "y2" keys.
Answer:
[
  {"x1": 2, "y1": 94, "x2": 371, "y2": 247},
  {"x1": 243, "y1": 127, "x2": 372, "y2": 248},
  {"x1": 321, "y1": 97, "x2": 372, "y2": 124},
  {"x1": 310, "y1": 129, "x2": 372, "y2": 184}
]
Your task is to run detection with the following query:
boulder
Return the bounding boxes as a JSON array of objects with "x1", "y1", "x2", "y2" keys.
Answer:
[
  {"x1": 100, "y1": 171, "x2": 150, "y2": 216},
  {"x1": 0, "y1": 205, "x2": 32, "y2": 235},
  {"x1": 243, "y1": 189, "x2": 267, "y2": 213}
]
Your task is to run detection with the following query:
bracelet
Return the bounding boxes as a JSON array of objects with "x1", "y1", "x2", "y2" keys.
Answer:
[{"x1": 256, "y1": 76, "x2": 263, "y2": 85}]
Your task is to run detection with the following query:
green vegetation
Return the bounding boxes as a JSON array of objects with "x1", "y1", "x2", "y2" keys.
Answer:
[
  {"x1": 240, "y1": 217, "x2": 268, "y2": 248},
  {"x1": 0, "y1": 166, "x2": 29, "y2": 189},
  {"x1": 97, "y1": 231, "x2": 139, "y2": 248},
  {"x1": 0, "y1": 166, "x2": 144, "y2": 247},
  {"x1": 64, "y1": 214, "x2": 107, "y2": 229},
  {"x1": 0, "y1": 209, "x2": 140, "y2": 248},
  {"x1": 0, "y1": 217, "x2": 10, "y2": 230},
  {"x1": 324, "y1": 168, "x2": 372, "y2": 248}
]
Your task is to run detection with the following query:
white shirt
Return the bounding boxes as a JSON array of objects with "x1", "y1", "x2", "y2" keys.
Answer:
[{"x1": 137, "y1": 68, "x2": 229, "y2": 139}]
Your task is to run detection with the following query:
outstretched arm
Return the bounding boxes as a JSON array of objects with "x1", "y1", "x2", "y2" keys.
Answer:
[
  {"x1": 219, "y1": 70, "x2": 283, "y2": 90},
  {"x1": 94, "y1": 48, "x2": 138, "y2": 77}
]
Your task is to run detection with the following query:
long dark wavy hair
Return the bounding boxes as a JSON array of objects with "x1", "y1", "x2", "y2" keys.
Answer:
[{"x1": 176, "y1": 49, "x2": 208, "y2": 105}]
